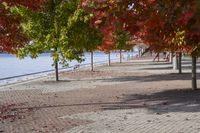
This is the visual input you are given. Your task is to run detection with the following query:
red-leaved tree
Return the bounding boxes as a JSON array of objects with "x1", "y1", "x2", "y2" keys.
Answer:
[{"x1": 0, "y1": 0, "x2": 44, "y2": 53}]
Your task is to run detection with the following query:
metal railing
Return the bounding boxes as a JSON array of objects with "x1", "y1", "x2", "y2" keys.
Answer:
[{"x1": 0, "y1": 58, "x2": 119, "y2": 86}]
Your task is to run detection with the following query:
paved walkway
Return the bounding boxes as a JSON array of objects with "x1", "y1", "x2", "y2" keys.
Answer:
[
  {"x1": 1, "y1": 57, "x2": 200, "y2": 133},
  {"x1": 64, "y1": 109, "x2": 200, "y2": 133}
]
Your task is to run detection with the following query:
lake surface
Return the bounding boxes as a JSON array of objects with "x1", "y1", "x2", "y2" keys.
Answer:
[{"x1": 0, "y1": 52, "x2": 137, "y2": 85}]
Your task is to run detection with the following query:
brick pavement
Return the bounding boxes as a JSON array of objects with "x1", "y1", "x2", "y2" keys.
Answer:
[{"x1": 1, "y1": 57, "x2": 200, "y2": 133}]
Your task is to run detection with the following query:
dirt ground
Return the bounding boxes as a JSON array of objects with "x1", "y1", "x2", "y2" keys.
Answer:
[{"x1": 1, "y1": 56, "x2": 200, "y2": 133}]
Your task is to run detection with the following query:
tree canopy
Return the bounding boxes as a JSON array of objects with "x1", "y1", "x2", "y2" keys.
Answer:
[{"x1": 1, "y1": 0, "x2": 200, "y2": 57}]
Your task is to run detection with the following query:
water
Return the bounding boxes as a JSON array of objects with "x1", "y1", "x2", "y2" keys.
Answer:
[{"x1": 0, "y1": 51, "x2": 137, "y2": 86}]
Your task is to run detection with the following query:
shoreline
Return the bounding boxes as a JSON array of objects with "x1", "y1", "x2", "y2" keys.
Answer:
[
  {"x1": 0, "y1": 51, "x2": 135, "y2": 81},
  {"x1": 0, "y1": 58, "x2": 121, "y2": 88}
]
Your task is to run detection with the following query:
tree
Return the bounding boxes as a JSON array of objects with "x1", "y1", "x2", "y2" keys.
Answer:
[
  {"x1": 81, "y1": 0, "x2": 135, "y2": 65},
  {"x1": 113, "y1": 28, "x2": 131, "y2": 63},
  {"x1": 157, "y1": 0, "x2": 200, "y2": 89},
  {"x1": 81, "y1": 0, "x2": 200, "y2": 90},
  {"x1": 13, "y1": 0, "x2": 98, "y2": 81},
  {"x1": 142, "y1": 0, "x2": 200, "y2": 89},
  {"x1": 66, "y1": 8, "x2": 102, "y2": 71},
  {"x1": 180, "y1": 1, "x2": 200, "y2": 90}
]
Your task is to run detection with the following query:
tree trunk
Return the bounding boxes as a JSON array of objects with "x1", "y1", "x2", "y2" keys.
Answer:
[
  {"x1": 133, "y1": 49, "x2": 136, "y2": 58},
  {"x1": 157, "y1": 53, "x2": 160, "y2": 62},
  {"x1": 170, "y1": 52, "x2": 173, "y2": 63},
  {"x1": 138, "y1": 48, "x2": 141, "y2": 57},
  {"x1": 173, "y1": 54, "x2": 178, "y2": 70},
  {"x1": 120, "y1": 49, "x2": 122, "y2": 63},
  {"x1": 153, "y1": 53, "x2": 159, "y2": 62},
  {"x1": 178, "y1": 52, "x2": 182, "y2": 74},
  {"x1": 192, "y1": 56, "x2": 197, "y2": 90},
  {"x1": 55, "y1": 60, "x2": 59, "y2": 81},
  {"x1": 91, "y1": 51, "x2": 94, "y2": 71},
  {"x1": 54, "y1": 47, "x2": 59, "y2": 81},
  {"x1": 108, "y1": 52, "x2": 111, "y2": 66}
]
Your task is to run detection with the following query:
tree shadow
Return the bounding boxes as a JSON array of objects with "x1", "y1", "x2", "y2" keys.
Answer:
[
  {"x1": 100, "y1": 73, "x2": 200, "y2": 83},
  {"x1": 14, "y1": 101, "x2": 126, "y2": 110},
  {"x1": 102, "y1": 89, "x2": 200, "y2": 113},
  {"x1": 148, "y1": 62, "x2": 172, "y2": 65},
  {"x1": 142, "y1": 64, "x2": 200, "y2": 71},
  {"x1": 43, "y1": 79, "x2": 71, "y2": 84},
  {"x1": 11, "y1": 89, "x2": 200, "y2": 114},
  {"x1": 140, "y1": 64, "x2": 200, "y2": 70},
  {"x1": 110, "y1": 61, "x2": 151, "y2": 67},
  {"x1": 142, "y1": 66, "x2": 173, "y2": 70},
  {"x1": 111, "y1": 60, "x2": 171, "y2": 67}
]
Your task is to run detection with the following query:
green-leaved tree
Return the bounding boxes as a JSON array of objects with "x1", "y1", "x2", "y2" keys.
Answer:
[
  {"x1": 113, "y1": 28, "x2": 131, "y2": 63},
  {"x1": 12, "y1": 0, "x2": 101, "y2": 80},
  {"x1": 67, "y1": 9, "x2": 102, "y2": 71}
]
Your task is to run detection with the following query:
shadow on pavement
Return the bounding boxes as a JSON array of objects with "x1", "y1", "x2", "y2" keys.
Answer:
[
  {"x1": 100, "y1": 73, "x2": 200, "y2": 83},
  {"x1": 103, "y1": 89, "x2": 200, "y2": 113}
]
